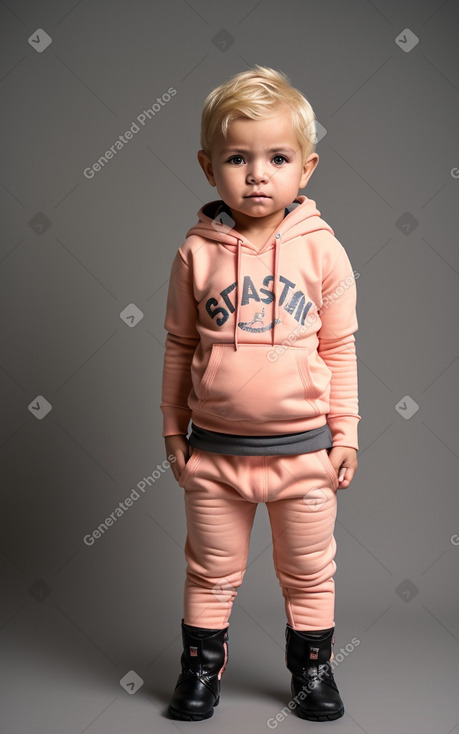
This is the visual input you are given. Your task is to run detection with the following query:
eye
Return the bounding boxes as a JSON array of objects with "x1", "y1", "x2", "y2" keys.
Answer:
[
  {"x1": 227, "y1": 155, "x2": 245, "y2": 165},
  {"x1": 272, "y1": 154, "x2": 288, "y2": 165}
]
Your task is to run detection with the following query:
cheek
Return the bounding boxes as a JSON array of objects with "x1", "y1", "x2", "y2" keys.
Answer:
[
  {"x1": 217, "y1": 169, "x2": 241, "y2": 188},
  {"x1": 277, "y1": 169, "x2": 302, "y2": 190}
]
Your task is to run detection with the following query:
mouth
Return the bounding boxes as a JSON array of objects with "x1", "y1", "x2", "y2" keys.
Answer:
[{"x1": 245, "y1": 194, "x2": 270, "y2": 198}]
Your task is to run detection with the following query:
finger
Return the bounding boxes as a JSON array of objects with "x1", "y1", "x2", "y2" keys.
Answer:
[
  {"x1": 172, "y1": 459, "x2": 184, "y2": 482},
  {"x1": 338, "y1": 467, "x2": 355, "y2": 488},
  {"x1": 338, "y1": 466, "x2": 347, "y2": 483}
]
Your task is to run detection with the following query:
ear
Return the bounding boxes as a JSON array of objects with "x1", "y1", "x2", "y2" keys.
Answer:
[
  {"x1": 299, "y1": 153, "x2": 319, "y2": 189},
  {"x1": 197, "y1": 150, "x2": 217, "y2": 187}
]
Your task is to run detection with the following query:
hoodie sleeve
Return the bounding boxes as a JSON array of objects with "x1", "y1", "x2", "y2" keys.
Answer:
[
  {"x1": 317, "y1": 244, "x2": 360, "y2": 450},
  {"x1": 160, "y1": 249, "x2": 199, "y2": 437}
]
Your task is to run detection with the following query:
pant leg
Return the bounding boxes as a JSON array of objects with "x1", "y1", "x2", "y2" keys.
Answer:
[
  {"x1": 265, "y1": 450, "x2": 339, "y2": 631},
  {"x1": 179, "y1": 448, "x2": 258, "y2": 629}
]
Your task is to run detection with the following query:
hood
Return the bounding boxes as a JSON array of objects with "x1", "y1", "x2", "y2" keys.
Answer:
[
  {"x1": 185, "y1": 195, "x2": 335, "y2": 350},
  {"x1": 186, "y1": 195, "x2": 333, "y2": 254}
]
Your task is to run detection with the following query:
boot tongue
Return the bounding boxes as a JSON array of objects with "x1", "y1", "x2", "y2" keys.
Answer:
[
  {"x1": 287, "y1": 627, "x2": 334, "y2": 673},
  {"x1": 308, "y1": 645, "x2": 320, "y2": 661},
  {"x1": 187, "y1": 639, "x2": 202, "y2": 674}
]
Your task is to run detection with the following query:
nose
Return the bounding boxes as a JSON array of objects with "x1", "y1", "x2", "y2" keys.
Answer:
[{"x1": 247, "y1": 159, "x2": 268, "y2": 183}]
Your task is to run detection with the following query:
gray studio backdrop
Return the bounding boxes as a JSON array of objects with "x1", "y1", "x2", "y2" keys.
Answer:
[{"x1": 1, "y1": 1, "x2": 458, "y2": 733}]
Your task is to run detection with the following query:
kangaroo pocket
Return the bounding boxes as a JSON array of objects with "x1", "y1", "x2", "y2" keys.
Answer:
[{"x1": 190, "y1": 343, "x2": 332, "y2": 424}]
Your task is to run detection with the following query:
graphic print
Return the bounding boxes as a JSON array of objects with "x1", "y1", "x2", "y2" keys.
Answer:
[
  {"x1": 238, "y1": 306, "x2": 282, "y2": 332},
  {"x1": 206, "y1": 274, "x2": 314, "y2": 330}
]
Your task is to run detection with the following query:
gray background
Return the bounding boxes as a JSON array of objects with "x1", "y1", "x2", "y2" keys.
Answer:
[{"x1": 1, "y1": 0, "x2": 458, "y2": 732}]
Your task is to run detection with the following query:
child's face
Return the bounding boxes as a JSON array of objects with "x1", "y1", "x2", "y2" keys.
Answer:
[{"x1": 198, "y1": 104, "x2": 318, "y2": 229}]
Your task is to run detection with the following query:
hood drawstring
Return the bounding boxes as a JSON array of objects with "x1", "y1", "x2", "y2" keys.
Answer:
[
  {"x1": 234, "y1": 238, "x2": 242, "y2": 351},
  {"x1": 273, "y1": 232, "x2": 281, "y2": 347}
]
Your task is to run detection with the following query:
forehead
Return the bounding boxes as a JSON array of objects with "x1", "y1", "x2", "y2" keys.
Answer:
[{"x1": 218, "y1": 106, "x2": 298, "y2": 151}]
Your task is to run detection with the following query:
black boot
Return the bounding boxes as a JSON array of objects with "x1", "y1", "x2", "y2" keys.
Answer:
[
  {"x1": 285, "y1": 624, "x2": 344, "y2": 721},
  {"x1": 168, "y1": 619, "x2": 229, "y2": 721}
]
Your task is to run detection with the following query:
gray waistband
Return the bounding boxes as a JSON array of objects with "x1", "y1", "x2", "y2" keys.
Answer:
[{"x1": 189, "y1": 422, "x2": 333, "y2": 456}]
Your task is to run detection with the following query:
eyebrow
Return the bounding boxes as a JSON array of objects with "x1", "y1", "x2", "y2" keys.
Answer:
[{"x1": 221, "y1": 147, "x2": 297, "y2": 154}]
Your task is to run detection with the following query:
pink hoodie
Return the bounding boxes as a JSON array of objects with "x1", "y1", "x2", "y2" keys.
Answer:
[{"x1": 161, "y1": 195, "x2": 360, "y2": 449}]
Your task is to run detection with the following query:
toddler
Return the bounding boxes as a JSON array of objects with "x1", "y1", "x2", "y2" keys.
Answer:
[{"x1": 161, "y1": 65, "x2": 360, "y2": 722}]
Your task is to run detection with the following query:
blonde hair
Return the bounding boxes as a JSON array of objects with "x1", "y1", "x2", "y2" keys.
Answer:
[{"x1": 200, "y1": 65, "x2": 316, "y2": 163}]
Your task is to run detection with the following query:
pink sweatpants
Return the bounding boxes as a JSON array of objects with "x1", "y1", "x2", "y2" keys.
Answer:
[{"x1": 178, "y1": 447, "x2": 340, "y2": 632}]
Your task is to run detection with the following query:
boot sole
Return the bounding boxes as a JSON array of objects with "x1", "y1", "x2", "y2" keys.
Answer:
[
  {"x1": 168, "y1": 697, "x2": 219, "y2": 721},
  {"x1": 295, "y1": 705, "x2": 344, "y2": 722}
]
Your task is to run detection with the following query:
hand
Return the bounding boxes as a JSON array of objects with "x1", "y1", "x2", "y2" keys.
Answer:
[
  {"x1": 327, "y1": 446, "x2": 358, "y2": 489},
  {"x1": 165, "y1": 434, "x2": 190, "y2": 482}
]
